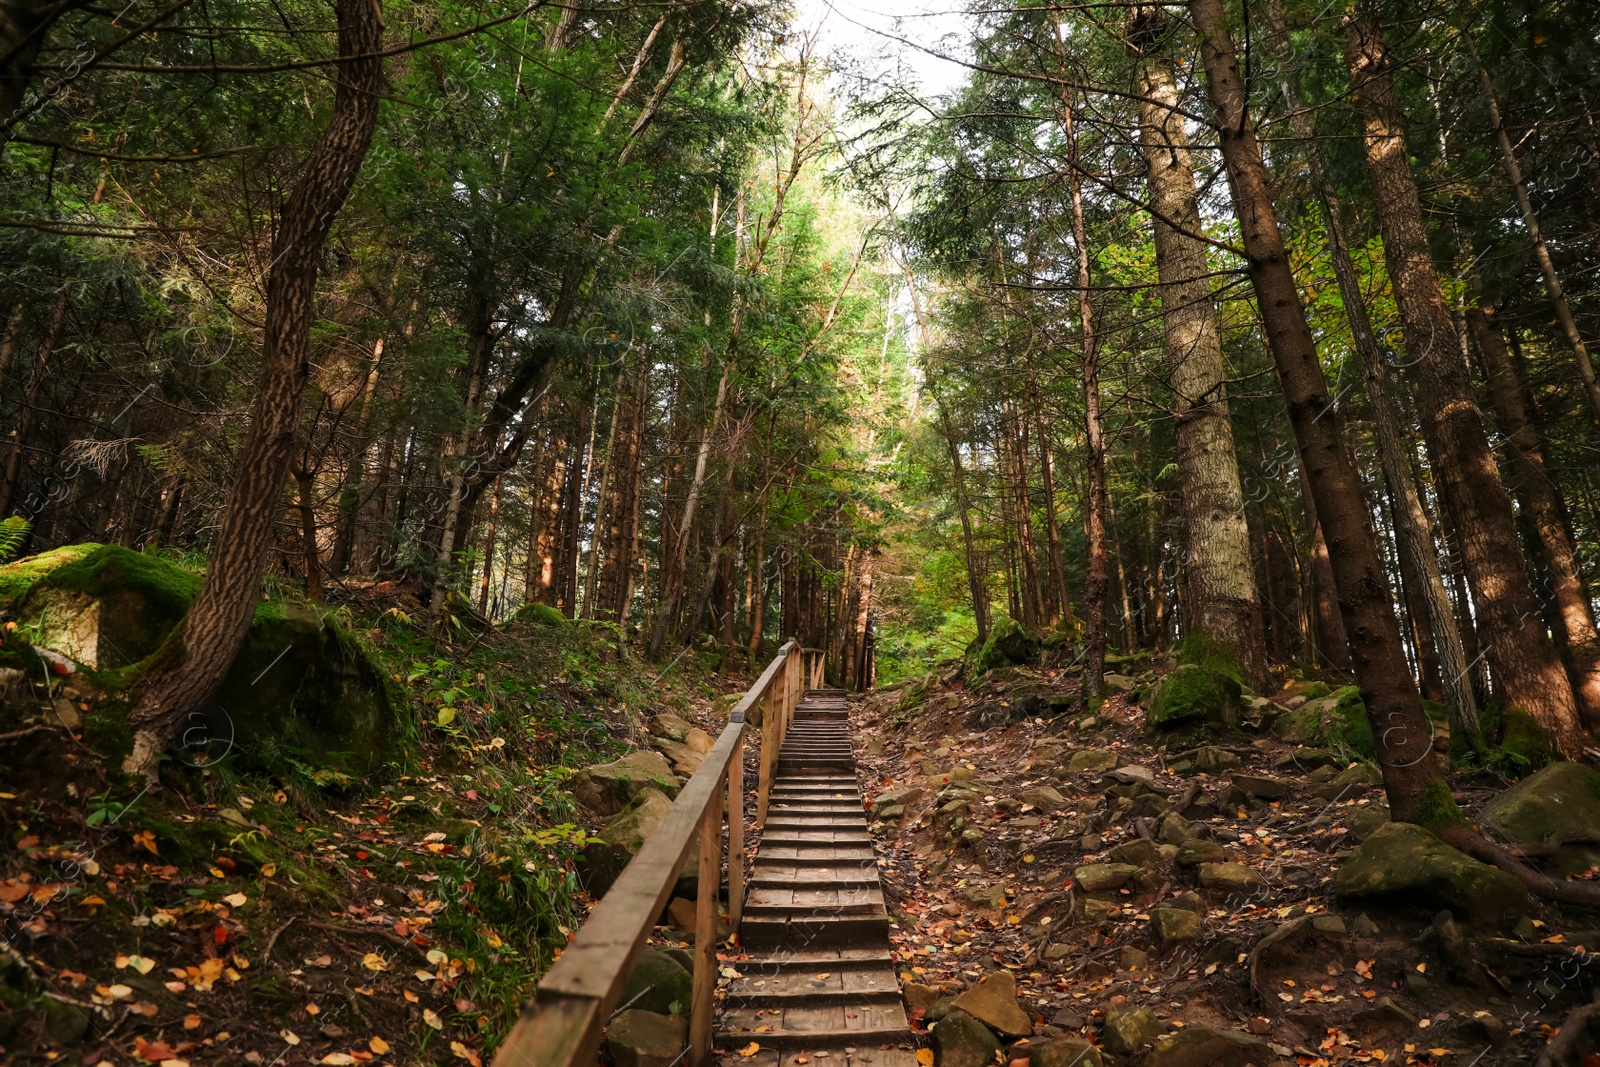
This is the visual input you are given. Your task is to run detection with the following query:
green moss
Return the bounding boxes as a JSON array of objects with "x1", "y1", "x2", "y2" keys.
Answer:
[
  {"x1": 0, "y1": 544, "x2": 101, "y2": 607},
  {"x1": 514, "y1": 602, "x2": 572, "y2": 629},
  {"x1": 968, "y1": 617, "x2": 1040, "y2": 679},
  {"x1": 1410, "y1": 776, "x2": 1468, "y2": 832},
  {"x1": 1500, "y1": 708, "x2": 1552, "y2": 769},
  {"x1": 1327, "y1": 687, "x2": 1374, "y2": 755},
  {"x1": 1175, "y1": 631, "x2": 1244, "y2": 686},
  {"x1": 1147, "y1": 663, "x2": 1240, "y2": 731}
]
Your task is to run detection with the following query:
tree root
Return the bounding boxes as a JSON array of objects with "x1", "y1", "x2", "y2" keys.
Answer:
[
  {"x1": 1438, "y1": 824, "x2": 1600, "y2": 909},
  {"x1": 1535, "y1": 995, "x2": 1600, "y2": 1067}
]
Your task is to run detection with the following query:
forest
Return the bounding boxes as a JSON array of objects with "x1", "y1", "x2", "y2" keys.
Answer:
[{"x1": 2, "y1": 0, "x2": 1600, "y2": 1062}]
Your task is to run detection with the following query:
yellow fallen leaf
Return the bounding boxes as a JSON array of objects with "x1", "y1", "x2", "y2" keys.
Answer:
[
  {"x1": 261, "y1": 863, "x2": 277, "y2": 877},
  {"x1": 369, "y1": 1037, "x2": 390, "y2": 1055},
  {"x1": 738, "y1": 1043, "x2": 760, "y2": 1058},
  {"x1": 362, "y1": 953, "x2": 388, "y2": 972},
  {"x1": 917, "y1": 1050, "x2": 936, "y2": 1066},
  {"x1": 423, "y1": 1008, "x2": 443, "y2": 1030},
  {"x1": 281, "y1": 1030, "x2": 300, "y2": 1046},
  {"x1": 132, "y1": 830, "x2": 159, "y2": 856},
  {"x1": 223, "y1": 892, "x2": 247, "y2": 907},
  {"x1": 305, "y1": 1003, "x2": 320, "y2": 1015},
  {"x1": 320, "y1": 1056, "x2": 357, "y2": 1066}
]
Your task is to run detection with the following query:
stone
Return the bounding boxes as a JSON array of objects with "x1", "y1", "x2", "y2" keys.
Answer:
[
  {"x1": 683, "y1": 727, "x2": 714, "y2": 755},
  {"x1": 872, "y1": 785, "x2": 925, "y2": 817},
  {"x1": 1029, "y1": 1038, "x2": 1104, "y2": 1067},
  {"x1": 1452, "y1": 1012, "x2": 1511, "y2": 1046},
  {"x1": 1042, "y1": 943, "x2": 1072, "y2": 961},
  {"x1": 1102, "y1": 673, "x2": 1138, "y2": 694},
  {"x1": 1067, "y1": 749, "x2": 1121, "y2": 773},
  {"x1": 1117, "y1": 945, "x2": 1149, "y2": 971},
  {"x1": 605, "y1": 1010, "x2": 687, "y2": 1067},
  {"x1": 1352, "y1": 996, "x2": 1416, "y2": 1032},
  {"x1": 1151, "y1": 907, "x2": 1202, "y2": 946},
  {"x1": 1049, "y1": 1009, "x2": 1085, "y2": 1030},
  {"x1": 1310, "y1": 762, "x2": 1382, "y2": 802},
  {"x1": 568, "y1": 750, "x2": 680, "y2": 816},
  {"x1": 1071, "y1": 863, "x2": 1140, "y2": 893},
  {"x1": 1247, "y1": 1017, "x2": 1272, "y2": 1036},
  {"x1": 1141, "y1": 1027, "x2": 1280, "y2": 1067},
  {"x1": 580, "y1": 788, "x2": 696, "y2": 896},
  {"x1": 1147, "y1": 664, "x2": 1242, "y2": 731},
  {"x1": 1271, "y1": 686, "x2": 1372, "y2": 757},
  {"x1": 1017, "y1": 786, "x2": 1069, "y2": 812},
  {"x1": 1101, "y1": 1006, "x2": 1162, "y2": 1055},
  {"x1": 1177, "y1": 839, "x2": 1227, "y2": 867},
  {"x1": 1158, "y1": 813, "x2": 1195, "y2": 845},
  {"x1": 1080, "y1": 898, "x2": 1116, "y2": 923},
  {"x1": 932, "y1": 1009, "x2": 1004, "y2": 1067},
  {"x1": 1199, "y1": 863, "x2": 1264, "y2": 894},
  {"x1": 653, "y1": 738, "x2": 702, "y2": 775},
  {"x1": 926, "y1": 997, "x2": 955, "y2": 1023},
  {"x1": 1109, "y1": 765, "x2": 1156, "y2": 786},
  {"x1": 904, "y1": 981, "x2": 943, "y2": 1015},
  {"x1": 1193, "y1": 746, "x2": 1241, "y2": 774},
  {"x1": 971, "y1": 616, "x2": 1042, "y2": 675},
  {"x1": 1336, "y1": 822, "x2": 1527, "y2": 927},
  {"x1": 959, "y1": 884, "x2": 1009, "y2": 909},
  {"x1": 619, "y1": 950, "x2": 692, "y2": 1016},
  {"x1": 1310, "y1": 915, "x2": 1347, "y2": 937},
  {"x1": 1482, "y1": 761, "x2": 1600, "y2": 877},
  {"x1": 1108, "y1": 838, "x2": 1159, "y2": 869},
  {"x1": 949, "y1": 970, "x2": 1032, "y2": 1038},
  {"x1": 1232, "y1": 773, "x2": 1294, "y2": 800},
  {"x1": 1344, "y1": 804, "x2": 1390, "y2": 841},
  {"x1": 648, "y1": 713, "x2": 693, "y2": 743},
  {"x1": 665, "y1": 896, "x2": 729, "y2": 939}
]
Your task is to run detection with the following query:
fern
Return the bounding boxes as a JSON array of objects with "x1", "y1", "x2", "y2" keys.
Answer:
[{"x1": 0, "y1": 516, "x2": 30, "y2": 561}]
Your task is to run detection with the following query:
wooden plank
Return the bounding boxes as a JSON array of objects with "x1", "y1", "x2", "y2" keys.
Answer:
[
  {"x1": 728, "y1": 732, "x2": 745, "y2": 935},
  {"x1": 689, "y1": 781, "x2": 725, "y2": 1066},
  {"x1": 489, "y1": 993, "x2": 602, "y2": 1067}
]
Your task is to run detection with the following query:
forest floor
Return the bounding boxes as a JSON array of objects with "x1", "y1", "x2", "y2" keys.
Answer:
[{"x1": 852, "y1": 660, "x2": 1599, "y2": 1066}]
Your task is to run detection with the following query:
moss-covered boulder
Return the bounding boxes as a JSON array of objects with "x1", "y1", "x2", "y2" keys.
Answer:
[
  {"x1": 969, "y1": 617, "x2": 1041, "y2": 676},
  {"x1": 1271, "y1": 686, "x2": 1372, "y2": 757},
  {"x1": 1147, "y1": 664, "x2": 1241, "y2": 731},
  {"x1": 1483, "y1": 761, "x2": 1600, "y2": 877},
  {"x1": 568, "y1": 750, "x2": 680, "y2": 816},
  {"x1": 579, "y1": 787, "x2": 697, "y2": 897},
  {"x1": 1334, "y1": 821, "x2": 1526, "y2": 928},
  {"x1": 619, "y1": 950, "x2": 693, "y2": 1015},
  {"x1": 0, "y1": 544, "x2": 405, "y2": 777},
  {"x1": 1499, "y1": 708, "x2": 1552, "y2": 768}
]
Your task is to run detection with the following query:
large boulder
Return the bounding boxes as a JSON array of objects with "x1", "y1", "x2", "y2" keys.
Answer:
[
  {"x1": 1142, "y1": 1027, "x2": 1283, "y2": 1067},
  {"x1": 619, "y1": 950, "x2": 692, "y2": 1016},
  {"x1": 579, "y1": 788, "x2": 697, "y2": 896},
  {"x1": 1335, "y1": 821, "x2": 1526, "y2": 927},
  {"x1": 605, "y1": 1010, "x2": 686, "y2": 1067},
  {"x1": 948, "y1": 970, "x2": 1031, "y2": 1038},
  {"x1": 970, "y1": 617, "x2": 1041, "y2": 676},
  {"x1": 932, "y1": 1009, "x2": 1003, "y2": 1067},
  {"x1": 568, "y1": 750, "x2": 680, "y2": 816},
  {"x1": 0, "y1": 544, "x2": 403, "y2": 775},
  {"x1": 1271, "y1": 686, "x2": 1372, "y2": 757},
  {"x1": 1030, "y1": 1038, "x2": 1104, "y2": 1067},
  {"x1": 1147, "y1": 665, "x2": 1241, "y2": 731},
  {"x1": 1101, "y1": 1007, "x2": 1162, "y2": 1055},
  {"x1": 1482, "y1": 761, "x2": 1600, "y2": 876}
]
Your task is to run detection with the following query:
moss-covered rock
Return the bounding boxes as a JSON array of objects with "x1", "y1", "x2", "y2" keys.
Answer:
[
  {"x1": 1271, "y1": 686, "x2": 1372, "y2": 757},
  {"x1": 1499, "y1": 708, "x2": 1551, "y2": 768},
  {"x1": 1334, "y1": 821, "x2": 1526, "y2": 928},
  {"x1": 969, "y1": 617, "x2": 1041, "y2": 677},
  {"x1": 579, "y1": 787, "x2": 696, "y2": 897},
  {"x1": 1482, "y1": 761, "x2": 1600, "y2": 877},
  {"x1": 620, "y1": 950, "x2": 693, "y2": 1015},
  {"x1": 567, "y1": 750, "x2": 680, "y2": 816},
  {"x1": 511, "y1": 601, "x2": 572, "y2": 630},
  {"x1": 0, "y1": 545, "x2": 405, "y2": 777},
  {"x1": 1147, "y1": 664, "x2": 1241, "y2": 731}
]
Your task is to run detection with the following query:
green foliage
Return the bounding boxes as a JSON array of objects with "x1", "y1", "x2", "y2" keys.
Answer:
[{"x1": 0, "y1": 517, "x2": 30, "y2": 561}]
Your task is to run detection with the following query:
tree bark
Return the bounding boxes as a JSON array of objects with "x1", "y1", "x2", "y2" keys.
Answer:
[
  {"x1": 123, "y1": 0, "x2": 385, "y2": 777},
  {"x1": 1133, "y1": 39, "x2": 1267, "y2": 687},
  {"x1": 1343, "y1": 12, "x2": 1585, "y2": 755},
  {"x1": 1470, "y1": 305, "x2": 1600, "y2": 729},
  {"x1": 1190, "y1": 0, "x2": 1453, "y2": 826}
]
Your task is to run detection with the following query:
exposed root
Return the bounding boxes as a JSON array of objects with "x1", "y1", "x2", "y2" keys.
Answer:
[
  {"x1": 1438, "y1": 824, "x2": 1600, "y2": 909},
  {"x1": 1535, "y1": 995, "x2": 1600, "y2": 1067}
]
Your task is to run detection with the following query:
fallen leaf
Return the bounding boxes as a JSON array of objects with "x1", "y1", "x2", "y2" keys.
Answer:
[
  {"x1": 132, "y1": 830, "x2": 159, "y2": 856},
  {"x1": 320, "y1": 1056, "x2": 357, "y2": 1066},
  {"x1": 369, "y1": 1037, "x2": 390, "y2": 1055},
  {"x1": 223, "y1": 892, "x2": 247, "y2": 907},
  {"x1": 917, "y1": 1050, "x2": 936, "y2": 1066},
  {"x1": 738, "y1": 1043, "x2": 761, "y2": 1058},
  {"x1": 362, "y1": 953, "x2": 389, "y2": 972},
  {"x1": 423, "y1": 1008, "x2": 443, "y2": 1030}
]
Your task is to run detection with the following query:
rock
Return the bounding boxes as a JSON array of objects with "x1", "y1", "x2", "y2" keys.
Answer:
[
  {"x1": 653, "y1": 738, "x2": 703, "y2": 775},
  {"x1": 971, "y1": 616, "x2": 1042, "y2": 675},
  {"x1": 1117, "y1": 945, "x2": 1149, "y2": 971},
  {"x1": 1101, "y1": 1006, "x2": 1162, "y2": 1055},
  {"x1": 683, "y1": 728, "x2": 714, "y2": 755},
  {"x1": 580, "y1": 788, "x2": 696, "y2": 896},
  {"x1": 1158, "y1": 813, "x2": 1195, "y2": 845},
  {"x1": 1232, "y1": 773, "x2": 1294, "y2": 800},
  {"x1": 606, "y1": 1010, "x2": 687, "y2": 1067},
  {"x1": 872, "y1": 785, "x2": 925, "y2": 817},
  {"x1": 1049, "y1": 1009, "x2": 1085, "y2": 1030},
  {"x1": 568, "y1": 750, "x2": 680, "y2": 816},
  {"x1": 648, "y1": 713, "x2": 694, "y2": 742},
  {"x1": 932, "y1": 1009, "x2": 1004, "y2": 1067},
  {"x1": 959, "y1": 884, "x2": 1009, "y2": 909},
  {"x1": 1108, "y1": 838, "x2": 1159, "y2": 868},
  {"x1": 1335, "y1": 821, "x2": 1527, "y2": 927},
  {"x1": 926, "y1": 997, "x2": 955, "y2": 1023},
  {"x1": 1072, "y1": 863, "x2": 1140, "y2": 893},
  {"x1": 1310, "y1": 915, "x2": 1347, "y2": 937},
  {"x1": 1017, "y1": 786, "x2": 1069, "y2": 812},
  {"x1": 1042, "y1": 943, "x2": 1073, "y2": 961},
  {"x1": 1142, "y1": 1027, "x2": 1280, "y2": 1067},
  {"x1": 1102, "y1": 673, "x2": 1138, "y2": 694},
  {"x1": 1247, "y1": 1017, "x2": 1272, "y2": 1036},
  {"x1": 1452, "y1": 1011, "x2": 1511, "y2": 1047},
  {"x1": 1109, "y1": 764, "x2": 1155, "y2": 786},
  {"x1": 1080, "y1": 898, "x2": 1116, "y2": 923},
  {"x1": 1352, "y1": 996, "x2": 1416, "y2": 1032},
  {"x1": 1177, "y1": 839, "x2": 1227, "y2": 867},
  {"x1": 1029, "y1": 1038, "x2": 1104, "y2": 1067},
  {"x1": 1499, "y1": 707, "x2": 1552, "y2": 766},
  {"x1": 949, "y1": 970, "x2": 1032, "y2": 1038},
  {"x1": 1311, "y1": 762, "x2": 1382, "y2": 801},
  {"x1": 904, "y1": 981, "x2": 943, "y2": 1015},
  {"x1": 1147, "y1": 664, "x2": 1241, "y2": 731},
  {"x1": 1193, "y1": 746, "x2": 1241, "y2": 774},
  {"x1": 1482, "y1": 761, "x2": 1600, "y2": 876},
  {"x1": 619, "y1": 950, "x2": 692, "y2": 1015},
  {"x1": 1198, "y1": 863, "x2": 1264, "y2": 894},
  {"x1": 1067, "y1": 749, "x2": 1121, "y2": 773},
  {"x1": 1271, "y1": 686, "x2": 1371, "y2": 757},
  {"x1": 1344, "y1": 804, "x2": 1390, "y2": 840},
  {"x1": 1151, "y1": 907, "x2": 1202, "y2": 946}
]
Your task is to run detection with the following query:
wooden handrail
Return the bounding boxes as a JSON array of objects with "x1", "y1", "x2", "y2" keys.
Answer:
[{"x1": 492, "y1": 639, "x2": 806, "y2": 1067}]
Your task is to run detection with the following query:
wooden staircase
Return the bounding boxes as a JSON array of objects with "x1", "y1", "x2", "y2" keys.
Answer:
[{"x1": 718, "y1": 690, "x2": 917, "y2": 1066}]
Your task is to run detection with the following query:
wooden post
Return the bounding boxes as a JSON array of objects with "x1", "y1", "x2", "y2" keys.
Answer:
[
  {"x1": 727, "y1": 732, "x2": 744, "y2": 934},
  {"x1": 756, "y1": 678, "x2": 777, "y2": 826},
  {"x1": 689, "y1": 778, "x2": 725, "y2": 1066}
]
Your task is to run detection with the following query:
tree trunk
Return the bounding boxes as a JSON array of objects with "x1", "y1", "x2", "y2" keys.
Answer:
[
  {"x1": 1300, "y1": 471, "x2": 1352, "y2": 672},
  {"x1": 0, "y1": 288, "x2": 68, "y2": 518},
  {"x1": 124, "y1": 0, "x2": 385, "y2": 777},
  {"x1": 1470, "y1": 305, "x2": 1600, "y2": 728},
  {"x1": 1190, "y1": 0, "x2": 1454, "y2": 827},
  {"x1": 649, "y1": 361, "x2": 728, "y2": 656},
  {"x1": 1343, "y1": 12, "x2": 1585, "y2": 755},
  {"x1": 1133, "y1": 40, "x2": 1266, "y2": 687},
  {"x1": 291, "y1": 465, "x2": 323, "y2": 603}
]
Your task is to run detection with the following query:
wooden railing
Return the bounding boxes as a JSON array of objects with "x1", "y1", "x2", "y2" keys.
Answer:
[{"x1": 492, "y1": 640, "x2": 827, "y2": 1067}]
